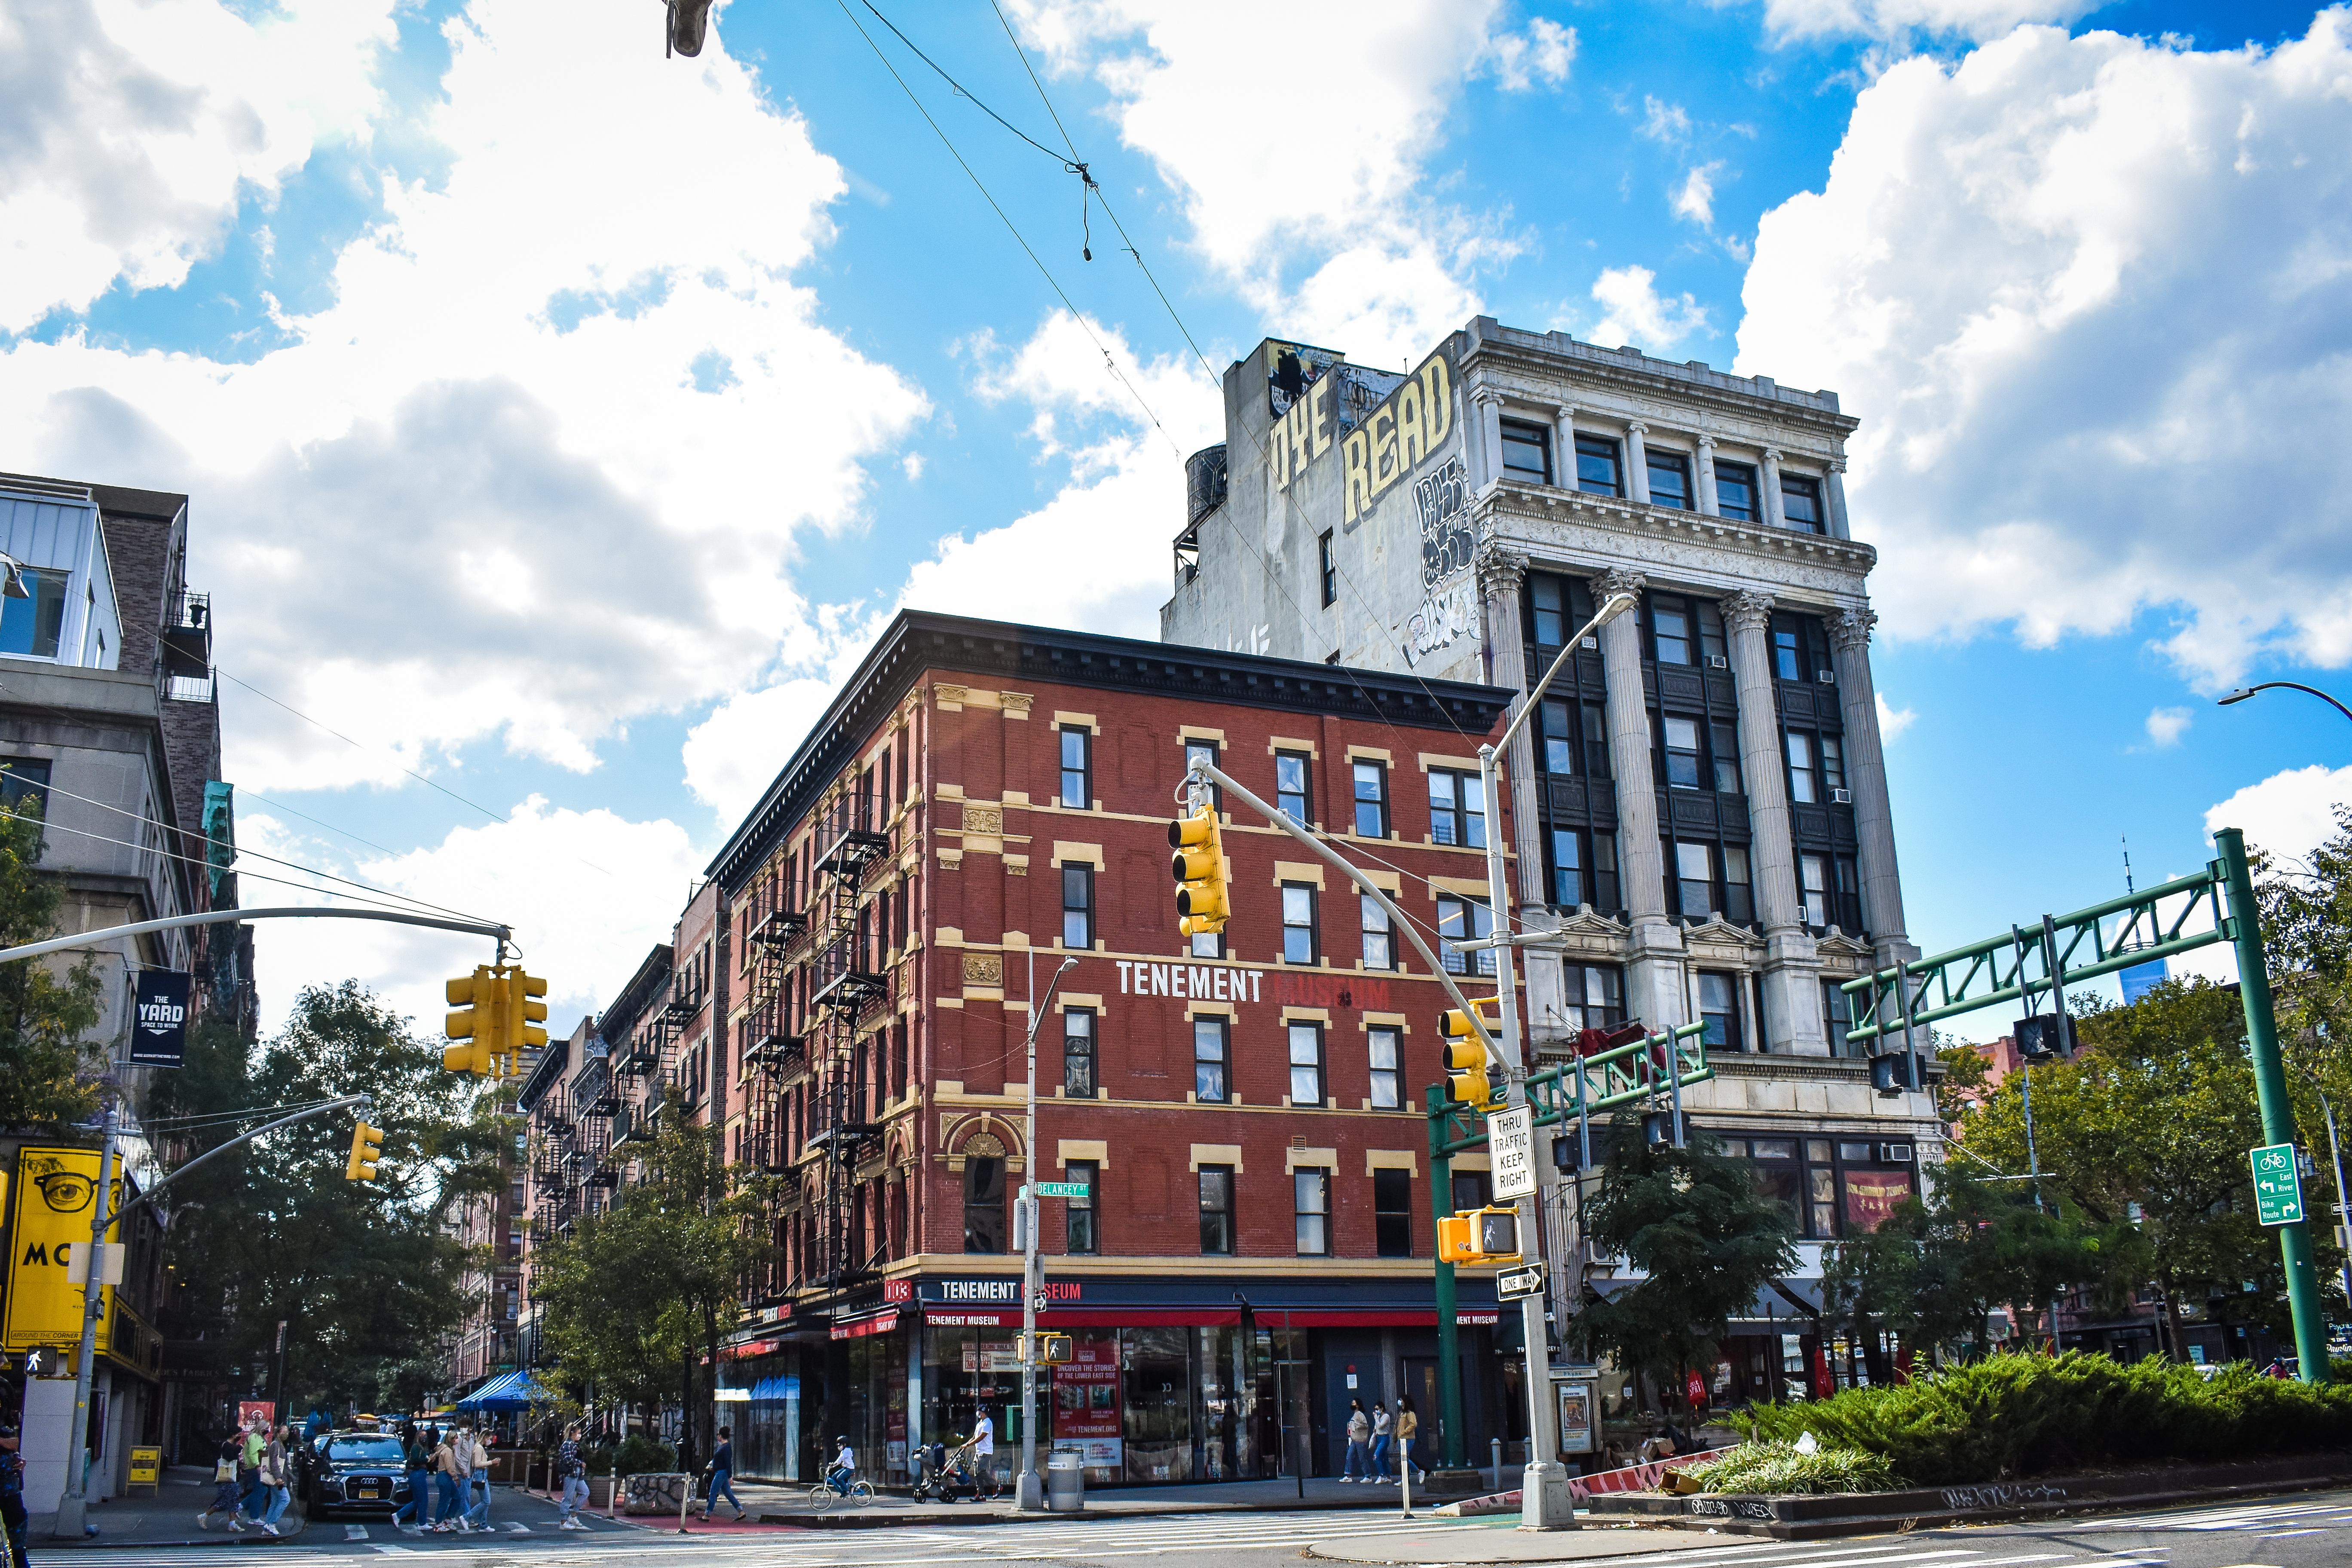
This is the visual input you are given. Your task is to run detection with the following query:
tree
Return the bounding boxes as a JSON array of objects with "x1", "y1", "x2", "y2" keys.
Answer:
[
  {"x1": 0, "y1": 806, "x2": 104, "y2": 1132},
  {"x1": 155, "y1": 982, "x2": 502, "y2": 1415},
  {"x1": 1570, "y1": 1114, "x2": 1797, "y2": 1396}
]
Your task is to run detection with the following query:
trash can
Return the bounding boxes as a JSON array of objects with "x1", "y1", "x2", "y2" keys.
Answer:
[{"x1": 1045, "y1": 1450, "x2": 1085, "y2": 1513}]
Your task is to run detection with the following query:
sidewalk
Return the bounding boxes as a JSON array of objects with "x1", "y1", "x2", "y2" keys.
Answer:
[
  {"x1": 28, "y1": 1467, "x2": 311, "y2": 1548},
  {"x1": 1305, "y1": 1522, "x2": 1737, "y2": 1565}
]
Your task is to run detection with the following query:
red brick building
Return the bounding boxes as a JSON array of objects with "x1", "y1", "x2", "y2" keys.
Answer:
[{"x1": 704, "y1": 611, "x2": 1522, "y2": 1485}]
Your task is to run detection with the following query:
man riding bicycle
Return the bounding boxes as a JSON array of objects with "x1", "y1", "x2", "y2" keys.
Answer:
[{"x1": 824, "y1": 1436, "x2": 854, "y2": 1496}]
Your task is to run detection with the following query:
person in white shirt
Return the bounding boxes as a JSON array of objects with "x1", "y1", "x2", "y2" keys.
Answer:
[
  {"x1": 969, "y1": 1412, "x2": 995, "y2": 1487},
  {"x1": 825, "y1": 1438, "x2": 854, "y2": 1495}
]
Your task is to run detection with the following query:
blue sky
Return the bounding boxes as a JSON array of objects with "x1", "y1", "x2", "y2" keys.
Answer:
[{"x1": 3, "y1": 0, "x2": 2348, "y2": 1037}]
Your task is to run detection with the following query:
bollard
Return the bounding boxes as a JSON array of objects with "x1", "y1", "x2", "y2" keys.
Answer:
[{"x1": 1491, "y1": 1437, "x2": 1503, "y2": 1491}]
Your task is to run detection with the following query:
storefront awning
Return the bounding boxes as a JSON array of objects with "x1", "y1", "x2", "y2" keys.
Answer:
[
  {"x1": 830, "y1": 1308, "x2": 901, "y2": 1341},
  {"x1": 454, "y1": 1370, "x2": 556, "y2": 1411}
]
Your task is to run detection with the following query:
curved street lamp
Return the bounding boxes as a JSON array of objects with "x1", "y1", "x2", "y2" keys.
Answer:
[{"x1": 2218, "y1": 681, "x2": 2352, "y2": 725}]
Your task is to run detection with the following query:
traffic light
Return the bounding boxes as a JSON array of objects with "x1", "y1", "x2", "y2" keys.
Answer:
[
  {"x1": 505, "y1": 968, "x2": 549, "y2": 1063},
  {"x1": 2016, "y1": 1013, "x2": 2076, "y2": 1062},
  {"x1": 1872, "y1": 1051, "x2": 1920, "y2": 1096},
  {"x1": 1642, "y1": 1110, "x2": 1680, "y2": 1148},
  {"x1": 1441, "y1": 1005, "x2": 1501, "y2": 1109},
  {"x1": 345, "y1": 1120, "x2": 384, "y2": 1182},
  {"x1": 1029, "y1": 1332, "x2": 1073, "y2": 1366},
  {"x1": 1168, "y1": 808, "x2": 1230, "y2": 937},
  {"x1": 444, "y1": 965, "x2": 505, "y2": 1075},
  {"x1": 1436, "y1": 1206, "x2": 1521, "y2": 1265}
]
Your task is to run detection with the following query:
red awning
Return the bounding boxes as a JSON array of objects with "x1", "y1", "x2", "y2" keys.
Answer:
[
  {"x1": 1264, "y1": 1310, "x2": 1500, "y2": 1328},
  {"x1": 829, "y1": 1309, "x2": 900, "y2": 1341},
  {"x1": 722, "y1": 1338, "x2": 781, "y2": 1360},
  {"x1": 1043, "y1": 1308, "x2": 1242, "y2": 1328}
]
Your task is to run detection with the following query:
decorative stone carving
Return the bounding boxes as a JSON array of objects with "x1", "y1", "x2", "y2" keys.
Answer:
[
  {"x1": 960, "y1": 804, "x2": 1003, "y2": 834},
  {"x1": 1723, "y1": 588, "x2": 1776, "y2": 636},
  {"x1": 1474, "y1": 545, "x2": 1529, "y2": 601},
  {"x1": 1830, "y1": 605, "x2": 1877, "y2": 652},
  {"x1": 962, "y1": 953, "x2": 1004, "y2": 986},
  {"x1": 934, "y1": 683, "x2": 967, "y2": 709},
  {"x1": 1000, "y1": 691, "x2": 1034, "y2": 720},
  {"x1": 1596, "y1": 567, "x2": 1648, "y2": 603}
]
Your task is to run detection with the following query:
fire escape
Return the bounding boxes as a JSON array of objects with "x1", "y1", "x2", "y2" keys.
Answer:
[
  {"x1": 805, "y1": 789, "x2": 889, "y2": 1289},
  {"x1": 741, "y1": 861, "x2": 807, "y2": 1176},
  {"x1": 530, "y1": 1080, "x2": 576, "y2": 1243}
]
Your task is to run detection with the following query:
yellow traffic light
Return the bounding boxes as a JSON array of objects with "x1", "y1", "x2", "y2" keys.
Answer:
[
  {"x1": 1168, "y1": 808, "x2": 1229, "y2": 937},
  {"x1": 505, "y1": 968, "x2": 549, "y2": 1064},
  {"x1": 1437, "y1": 1206, "x2": 1520, "y2": 1265},
  {"x1": 1442, "y1": 1007, "x2": 1500, "y2": 1109},
  {"x1": 444, "y1": 965, "x2": 505, "y2": 1075},
  {"x1": 345, "y1": 1120, "x2": 384, "y2": 1182}
]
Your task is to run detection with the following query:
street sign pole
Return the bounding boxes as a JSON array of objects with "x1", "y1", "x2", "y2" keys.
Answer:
[
  {"x1": 2217, "y1": 827, "x2": 2331, "y2": 1383},
  {"x1": 1017, "y1": 953, "x2": 1077, "y2": 1512}
]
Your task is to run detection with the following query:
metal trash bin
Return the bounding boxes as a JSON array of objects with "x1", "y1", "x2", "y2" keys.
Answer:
[{"x1": 1045, "y1": 1451, "x2": 1085, "y2": 1513}]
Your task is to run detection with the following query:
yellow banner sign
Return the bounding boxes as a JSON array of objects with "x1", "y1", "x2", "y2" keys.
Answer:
[{"x1": 5, "y1": 1148, "x2": 117, "y2": 1354}]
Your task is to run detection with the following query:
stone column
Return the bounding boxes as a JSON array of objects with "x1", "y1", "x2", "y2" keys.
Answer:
[
  {"x1": 1596, "y1": 568, "x2": 1685, "y2": 1029},
  {"x1": 1477, "y1": 548, "x2": 1547, "y2": 916},
  {"x1": 1623, "y1": 421, "x2": 1651, "y2": 505},
  {"x1": 1550, "y1": 406, "x2": 1576, "y2": 490},
  {"x1": 1473, "y1": 390, "x2": 1505, "y2": 490},
  {"x1": 1760, "y1": 448, "x2": 1787, "y2": 531},
  {"x1": 1695, "y1": 435, "x2": 1721, "y2": 517},
  {"x1": 1724, "y1": 591, "x2": 1824, "y2": 1055},
  {"x1": 1829, "y1": 606, "x2": 1912, "y2": 955},
  {"x1": 1825, "y1": 457, "x2": 1853, "y2": 540}
]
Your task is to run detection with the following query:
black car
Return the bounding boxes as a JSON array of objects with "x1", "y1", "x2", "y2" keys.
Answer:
[{"x1": 304, "y1": 1431, "x2": 412, "y2": 1517}]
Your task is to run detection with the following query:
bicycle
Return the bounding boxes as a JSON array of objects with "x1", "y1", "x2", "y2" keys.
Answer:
[{"x1": 806, "y1": 1472, "x2": 875, "y2": 1512}]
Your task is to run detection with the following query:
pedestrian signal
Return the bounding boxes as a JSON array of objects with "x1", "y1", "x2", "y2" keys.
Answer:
[
  {"x1": 1168, "y1": 808, "x2": 1229, "y2": 937},
  {"x1": 1030, "y1": 1333, "x2": 1073, "y2": 1366},
  {"x1": 2015, "y1": 1013, "x2": 2075, "y2": 1062},
  {"x1": 505, "y1": 968, "x2": 549, "y2": 1059},
  {"x1": 345, "y1": 1120, "x2": 385, "y2": 1182},
  {"x1": 1871, "y1": 1051, "x2": 1920, "y2": 1096},
  {"x1": 444, "y1": 965, "x2": 505, "y2": 1075},
  {"x1": 1436, "y1": 1206, "x2": 1521, "y2": 1265}
]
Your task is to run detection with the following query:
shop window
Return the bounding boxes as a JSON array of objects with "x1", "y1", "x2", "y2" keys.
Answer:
[
  {"x1": 1436, "y1": 894, "x2": 1494, "y2": 976},
  {"x1": 1288, "y1": 1022, "x2": 1326, "y2": 1108},
  {"x1": 1352, "y1": 761, "x2": 1388, "y2": 838},
  {"x1": 1061, "y1": 863, "x2": 1094, "y2": 949},
  {"x1": 963, "y1": 1152, "x2": 1006, "y2": 1253},
  {"x1": 1360, "y1": 895, "x2": 1394, "y2": 971},
  {"x1": 1698, "y1": 971, "x2": 1744, "y2": 1053},
  {"x1": 1275, "y1": 752, "x2": 1312, "y2": 825},
  {"x1": 1374, "y1": 1168, "x2": 1413, "y2": 1258},
  {"x1": 1059, "y1": 727, "x2": 1091, "y2": 808},
  {"x1": 1428, "y1": 769, "x2": 1485, "y2": 847},
  {"x1": 1193, "y1": 1018, "x2": 1230, "y2": 1102},
  {"x1": 1560, "y1": 963, "x2": 1625, "y2": 1032},
  {"x1": 1065, "y1": 1159, "x2": 1099, "y2": 1254},
  {"x1": 1501, "y1": 419, "x2": 1552, "y2": 483},
  {"x1": 1280, "y1": 884, "x2": 1318, "y2": 964},
  {"x1": 1063, "y1": 1008, "x2": 1096, "y2": 1096},
  {"x1": 1294, "y1": 1169, "x2": 1332, "y2": 1256},
  {"x1": 1198, "y1": 1166, "x2": 1235, "y2": 1255},
  {"x1": 1368, "y1": 1025, "x2": 1402, "y2": 1110}
]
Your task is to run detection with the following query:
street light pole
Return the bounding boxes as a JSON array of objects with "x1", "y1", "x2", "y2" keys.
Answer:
[
  {"x1": 2315, "y1": 1086, "x2": 2352, "y2": 1312},
  {"x1": 50, "y1": 1102, "x2": 117, "y2": 1540},
  {"x1": 1017, "y1": 952, "x2": 1078, "y2": 1513},
  {"x1": 2218, "y1": 681, "x2": 2352, "y2": 726},
  {"x1": 1474, "y1": 590, "x2": 1635, "y2": 1533}
]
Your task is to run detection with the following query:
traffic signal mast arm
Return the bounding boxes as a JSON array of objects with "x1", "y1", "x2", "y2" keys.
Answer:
[
  {"x1": 101, "y1": 1094, "x2": 375, "y2": 1235},
  {"x1": 1183, "y1": 757, "x2": 1504, "y2": 1064},
  {"x1": 0, "y1": 905, "x2": 509, "y2": 967},
  {"x1": 1426, "y1": 1019, "x2": 1713, "y2": 1158}
]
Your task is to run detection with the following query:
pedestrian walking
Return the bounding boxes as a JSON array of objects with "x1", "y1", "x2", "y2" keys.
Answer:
[
  {"x1": 236, "y1": 1417, "x2": 268, "y2": 1524},
  {"x1": 1369, "y1": 1402, "x2": 1394, "y2": 1484},
  {"x1": 968, "y1": 1409, "x2": 993, "y2": 1490},
  {"x1": 393, "y1": 1422, "x2": 433, "y2": 1532},
  {"x1": 459, "y1": 1424, "x2": 492, "y2": 1531},
  {"x1": 554, "y1": 1425, "x2": 590, "y2": 1530},
  {"x1": 1341, "y1": 1399, "x2": 1372, "y2": 1481},
  {"x1": 197, "y1": 1432, "x2": 245, "y2": 1530},
  {"x1": 1, "y1": 1422, "x2": 30, "y2": 1568},
  {"x1": 430, "y1": 1428, "x2": 465, "y2": 1531},
  {"x1": 698, "y1": 1425, "x2": 744, "y2": 1522},
  {"x1": 1396, "y1": 1396, "x2": 1427, "y2": 1485},
  {"x1": 257, "y1": 1425, "x2": 293, "y2": 1535}
]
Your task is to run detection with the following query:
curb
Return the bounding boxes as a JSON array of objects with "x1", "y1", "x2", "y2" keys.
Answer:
[{"x1": 757, "y1": 1494, "x2": 1494, "y2": 1530}]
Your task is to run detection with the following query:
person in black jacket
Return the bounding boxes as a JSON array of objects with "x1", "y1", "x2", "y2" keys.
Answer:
[{"x1": 698, "y1": 1427, "x2": 743, "y2": 1522}]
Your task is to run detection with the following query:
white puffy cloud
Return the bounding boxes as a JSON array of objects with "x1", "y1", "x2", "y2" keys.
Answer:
[
  {"x1": 0, "y1": 0, "x2": 926, "y2": 793},
  {"x1": 1640, "y1": 97, "x2": 1693, "y2": 145},
  {"x1": 1490, "y1": 18, "x2": 1577, "y2": 92},
  {"x1": 244, "y1": 797, "x2": 703, "y2": 1037},
  {"x1": 0, "y1": 0, "x2": 396, "y2": 333},
  {"x1": 1672, "y1": 162, "x2": 1722, "y2": 227},
  {"x1": 1736, "y1": 16, "x2": 2352, "y2": 688},
  {"x1": 682, "y1": 675, "x2": 845, "y2": 826},
  {"x1": 2206, "y1": 763, "x2": 2352, "y2": 870},
  {"x1": 1759, "y1": 0, "x2": 2099, "y2": 42},
  {"x1": 1589, "y1": 264, "x2": 1709, "y2": 352},
  {"x1": 2144, "y1": 706, "x2": 2192, "y2": 747},
  {"x1": 1876, "y1": 691, "x2": 1917, "y2": 741}
]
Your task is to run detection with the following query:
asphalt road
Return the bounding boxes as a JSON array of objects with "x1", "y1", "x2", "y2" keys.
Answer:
[{"x1": 29, "y1": 1487, "x2": 2352, "y2": 1568}]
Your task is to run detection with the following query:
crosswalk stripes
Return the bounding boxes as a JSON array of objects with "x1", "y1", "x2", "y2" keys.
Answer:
[
  {"x1": 2069, "y1": 1496, "x2": 2352, "y2": 1532},
  {"x1": 345, "y1": 1525, "x2": 370, "y2": 1540}
]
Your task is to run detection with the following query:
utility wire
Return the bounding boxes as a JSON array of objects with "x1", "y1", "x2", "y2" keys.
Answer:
[
  {"x1": 238, "y1": 790, "x2": 411, "y2": 863},
  {"x1": 216, "y1": 668, "x2": 506, "y2": 828},
  {"x1": 834, "y1": 0, "x2": 1182, "y2": 456}
]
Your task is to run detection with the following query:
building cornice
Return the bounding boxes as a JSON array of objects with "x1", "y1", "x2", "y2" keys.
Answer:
[
  {"x1": 1478, "y1": 481, "x2": 1876, "y2": 604},
  {"x1": 1455, "y1": 318, "x2": 1858, "y2": 437}
]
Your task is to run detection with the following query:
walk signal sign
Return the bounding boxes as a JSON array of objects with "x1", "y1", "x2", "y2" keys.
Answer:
[
  {"x1": 1436, "y1": 1206, "x2": 1521, "y2": 1265},
  {"x1": 1168, "y1": 808, "x2": 1230, "y2": 937},
  {"x1": 1025, "y1": 1332, "x2": 1073, "y2": 1365},
  {"x1": 345, "y1": 1120, "x2": 384, "y2": 1182}
]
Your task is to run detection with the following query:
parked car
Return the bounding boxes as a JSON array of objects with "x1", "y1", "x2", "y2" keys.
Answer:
[{"x1": 303, "y1": 1430, "x2": 412, "y2": 1517}]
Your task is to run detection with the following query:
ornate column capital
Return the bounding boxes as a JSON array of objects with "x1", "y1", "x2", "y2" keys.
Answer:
[
  {"x1": 1596, "y1": 567, "x2": 1647, "y2": 603},
  {"x1": 1475, "y1": 545, "x2": 1530, "y2": 600},
  {"x1": 1624, "y1": 419, "x2": 1649, "y2": 436},
  {"x1": 1554, "y1": 404, "x2": 1575, "y2": 422},
  {"x1": 1828, "y1": 456, "x2": 1847, "y2": 473},
  {"x1": 1474, "y1": 388, "x2": 1504, "y2": 409},
  {"x1": 1696, "y1": 432, "x2": 1717, "y2": 450},
  {"x1": 1761, "y1": 446, "x2": 1784, "y2": 465},
  {"x1": 1723, "y1": 589, "x2": 1776, "y2": 636},
  {"x1": 1830, "y1": 605, "x2": 1878, "y2": 652}
]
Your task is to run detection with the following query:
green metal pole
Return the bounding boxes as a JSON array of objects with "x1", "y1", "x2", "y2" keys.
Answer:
[
  {"x1": 2217, "y1": 827, "x2": 2331, "y2": 1384},
  {"x1": 1427, "y1": 1086, "x2": 1465, "y2": 1470}
]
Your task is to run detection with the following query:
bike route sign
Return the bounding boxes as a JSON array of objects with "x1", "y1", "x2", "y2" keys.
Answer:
[{"x1": 2250, "y1": 1142, "x2": 2305, "y2": 1226}]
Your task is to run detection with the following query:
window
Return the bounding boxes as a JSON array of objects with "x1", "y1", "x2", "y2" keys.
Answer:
[
  {"x1": 1280, "y1": 883, "x2": 1317, "y2": 964},
  {"x1": 1774, "y1": 624, "x2": 1803, "y2": 681},
  {"x1": 1787, "y1": 732, "x2": 1818, "y2": 804},
  {"x1": 1821, "y1": 735, "x2": 1847, "y2": 796},
  {"x1": 1715, "y1": 460, "x2": 1758, "y2": 522},
  {"x1": 1061, "y1": 863, "x2": 1094, "y2": 949},
  {"x1": 1436, "y1": 894, "x2": 1495, "y2": 976},
  {"x1": 1710, "y1": 721, "x2": 1743, "y2": 794},
  {"x1": 1065, "y1": 1159, "x2": 1099, "y2": 1254},
  {"x1": 1539, "y1": 700, "x2": 1574, "y2": 775},
  {"x1": 1652, "y1": 597, "x2": 1693, "y2": 665},
  {"x1": 1675, "y1": 841, "x2": 1716, "y2": 919},
  {"x1": 1547, "y1": 827, "x2": 1620, "y2": 911},
  {"x1": 1199, "y1": 1166, "x2": 1235, "y2": 1255},
  {"x1": 0, "y1": 570, "x2": 67, "y2": 660},
  {"x1": 1698, "y1": 971, "x2": 1744, "y2": 1053},
  {"x1": 1288, "y1": 1022, "x2": 1326, "y2": 1107},
  {"x1": 1561, "y1": 963, "x2": 1626, "y2": 1032},
  {"x1": 1352, "y1": 760, "x2": 1388, "y2": 838},
  {"x1": 1063, "y1": 1008, "x2": 1096, "y2": 1097},
  {"x1": 1800, "y1": 853, "x2": 1830, "y2": 928},
  {"x1": 964, "y1": 1153, "x2": 1006, "y2": 1253},
  {"x1": 1427, "y1": 769, "x2": 1485, "y2": 847},
  {"x1": 1059, "y1": 726, "x2": 1090, "y2": 808},
  {"x1": 1374, "y1": 1168, "x2": 1413, "y2": 1257},
  {"x1": 1780, "y1": 473, "x2": 1824, "y2": 533},
  {"x1": 1294, "y1": 1168, "x2": 1331, "y2": 1256},
  {"x1": 1646, "y1": 448, "x2": 1691, "y2": 510},
  {"x1": 1451, "y1": 1170, "x2": 1491, "y2": 1212},
  {"x1": 1822, "y1": 980, "x2": 1856, "y2": 1057},
  {"x1": 1318, "y1": 530, "x2": 1338, "y2": 606},
  {"x1": 1771, "y1": 612, "x2": 1830, "y2": 682},
  {"x1": 1582, "y1": 702, "x2": 1613, "y2": 778},
  {"x1": 1193, "y1": 1018, "x2": 1229, "y2": 1102},
  {"x1": 1368, "y1": 1025, "x2": 1403, "y2": 1110},
  {"x1": 1724, "y1": 844, "x2": 1754, "y2": 924},
  {"x1": 1836, "y1": 854, "x2": 1862, "y2": 933},
  {"x1": 1530, "y1": 575, "x2": 1567, "y2": 646},
  {"x1": 1574, "y1": 433, "x2": 1622, "y2": 496},
  {"x1": 0, "y1": 758, "x2": 51, "y2": 816},
  {"x1": 1500, "y1": 419, "x2": 1551, "y2": 483},
  {"x1": 1360, "y1": 894, "x2": 1394, "y2": 971},
  {"x1": 1662, "y1": 716, "x2": 1703, "y2": 789},
  {"x1": 1275, "y1": 752, "x2": 1312, "y2": 826}
]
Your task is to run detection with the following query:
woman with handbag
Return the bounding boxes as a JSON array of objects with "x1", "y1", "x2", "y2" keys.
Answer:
[
  {"x1": 196, "y1": 1434, "x2": 244, "y2": 1531},
  {"x1": 256, "y1": 1426, "x2": 294, "y2": 1535}
]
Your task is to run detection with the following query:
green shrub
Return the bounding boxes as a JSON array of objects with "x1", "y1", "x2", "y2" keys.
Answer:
[
  {"x1": 609, "y1": 1435, "x2": 678, "y2": 1476},
  {"x1": 1736, "y1": 1351, "x2": 2352, "y2": 1485},
  {"x1": 1681, "y1": 1440, "x2": 1901, "y2": 1495}
]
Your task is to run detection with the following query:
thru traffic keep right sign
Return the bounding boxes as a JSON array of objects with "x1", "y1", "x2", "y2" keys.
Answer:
[{"x1": 2250, "y1": 1142, "x2": 2306, "y2": 1226}]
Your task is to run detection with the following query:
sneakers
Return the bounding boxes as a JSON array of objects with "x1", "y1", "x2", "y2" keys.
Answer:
[
  {"x1": 196, "y1": 1513, "x2": 212, "y2": 1530},
  {"x1": 559, "y1": 1518, "x2": 584, "y2": 1531},
  {"x1": 261, "y1": 1524, "x2": 280, "y2": 1536},
  {"x1": 734, "y1": 1508, "x2": 747, "y2": 1522}
]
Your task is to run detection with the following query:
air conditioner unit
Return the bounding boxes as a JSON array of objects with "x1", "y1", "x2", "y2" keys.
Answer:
[
  {"x1": 1706, "y1": 654, "x2": 1729, "y2": 669},
  {"x1": 1831, "y1": 787, "x2": 1853, "y2": 804},
  {"x1": 1879, "y1": 1144, "x2": 1914, "y2": 1163},
  {"x1": 1816, "y1": 669, "x2": 1837, "y2": 684}
]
